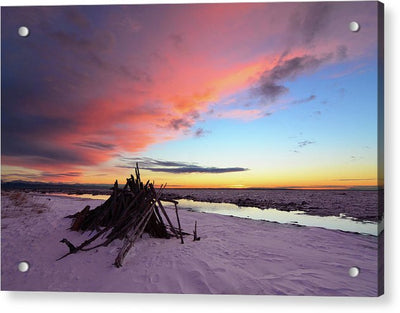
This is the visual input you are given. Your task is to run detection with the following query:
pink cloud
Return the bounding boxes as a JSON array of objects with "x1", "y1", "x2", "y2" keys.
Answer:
[
  {"x1": 215, "y1": 109, "x2": 265, "y2": 122},
  {"x1": 2, "y1": 2, "x2": 378, "y2": 181}
]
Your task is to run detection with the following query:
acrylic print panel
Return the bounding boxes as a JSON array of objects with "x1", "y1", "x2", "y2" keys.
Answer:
[{"x1": 1, "y1": 1, "x2": 384, "y2": 296}]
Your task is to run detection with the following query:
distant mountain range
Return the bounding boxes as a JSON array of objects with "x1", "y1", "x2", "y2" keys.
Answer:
[
  {"x1": 1, "y1": 180, "x2": 112, "y2": 193},
  {"x1": 1, "y1": 180, "x2": 380, "y2": 192}
]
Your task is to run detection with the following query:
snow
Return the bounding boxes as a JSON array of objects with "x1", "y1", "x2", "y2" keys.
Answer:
[{"x1": 1, "y1": 191, "x2": 381, "y2": 296}]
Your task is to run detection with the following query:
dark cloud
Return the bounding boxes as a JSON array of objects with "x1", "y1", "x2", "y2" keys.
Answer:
[
  {"x1": 168, "y1": 33, "x2": 190, "y2": 54},
  {"x1": 2, "y1": 112, "x2": 76, "y2": 136},
  {"x1": 256, "y1": 54, "x2": 332, "y2": 101},
  {"x1": 65, "y1": 8, "x2": 91, "y2": 30},
  {"x1": 168, "y1": 112, "x2": 206, "y2": 135},
  {"x1": 290, "y1": 3, "x2": 332, "y2": 45},
  {"x1": 1, "y1": 113, "x2": 83, "y2": 164},
  {"x1": 48, "y1": 29, "x2": 146, "y2": 84},
  {"x1": 1, "y1": 28, "x2": 102, "y2": 168},
  {"x1": 336, "y1": 45, "x2": 348, "y2": 61},
  {"x1": 86, "y1": 51, "x2": 108, "y2": 69},
  {"x1": 193, "y1": 128, "x2": 209, "y2": 138},
  {"x1": 50, "y1": 29, "x2": 115, "y2": 52},
  {"x1": 290, "y1": 95, "x2": 316, "y2": 105},
  {"x1": 297, "y1": 140, "x2": 315, "y2": 148},
  {"x1": 302, "y1": 3, "x2": 331, "y2": 44},
  {"x1": 120, "y1": 157, "x2": 189, "y2": 168},
  {"x1": 350, "y1": 155, "x2": 363, "y2": 162},
  {"x1": 271, "y1": 54, "x2": 332, "y2": 81},
  {"x1": 50, "y1": 31, "x2": 93, "y2": 50},
  {"x1": 117, "y1": 157, "x2": 249, "y2": 174},
  {"x1": 118, "y1": 65, "x2": 152, "y2": 83},
  {"x1": 1, "y1": 111, "x2": 101, "y2": 168},
  {"x1": 144, "y1": 166, "x2": 248, "y2": 174},
  {"x1": 2, "y1": 171, "x2": 83, "y2": 181},
  {"x1": 169, "y1": 33, "x2": 184, "y2": 49},
  {"x1": 3, "y1": 140, "x2": 90, "y2": 166},
  {"x1": 75, "y1": 141, "x2": 116, "y2": 151},
  {"x1": 169, "y1": 118, "x2": 193, "y2": 130},
  {"x1": 258, "y1": 84, "x2": 288, "y2": 101},
  {"x1": 338, "y1": 88, "x2": 347, "y2": 97},
  {"x1": 41, "y1": 171, "x2": 82, "y2": 178},
  {"x1": 1, "y1": 6, "x2": 153, "y2": 170},
  {"x1": 190, "y1": 110, "x2": 201, "y2": 120},
  {"x1": 1, "y1": 173, "x2": 45, "y2": 181},
  {"x1": 83, "y1": 52, "x2": 152, "y2": 82}
]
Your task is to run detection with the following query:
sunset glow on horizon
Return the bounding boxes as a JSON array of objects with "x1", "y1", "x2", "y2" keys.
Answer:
[{"x1": 1, "y1": 2, "x2": 382, "y2": 189}]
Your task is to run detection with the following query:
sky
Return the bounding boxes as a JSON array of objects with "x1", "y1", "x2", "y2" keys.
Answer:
[{"x1": 1, "y1": 2, "x2": 383, "y2": 189}]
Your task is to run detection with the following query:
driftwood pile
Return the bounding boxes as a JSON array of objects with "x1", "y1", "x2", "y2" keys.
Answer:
[{"x1": 58, "y1": 163, "x2": 187, "y2": 267}]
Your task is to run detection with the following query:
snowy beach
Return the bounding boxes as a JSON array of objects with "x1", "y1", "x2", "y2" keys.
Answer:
[{"x1": 1, "y1": 192, "x2": 381, "y2": 295}]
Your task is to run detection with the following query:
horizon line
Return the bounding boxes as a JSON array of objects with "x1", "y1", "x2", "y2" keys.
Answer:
[{"x1": 1, "y1": 180, "x2": 381, "y2": 191}]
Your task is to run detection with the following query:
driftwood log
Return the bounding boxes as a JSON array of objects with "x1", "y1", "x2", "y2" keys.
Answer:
[
  {"x1": 193, "y1": 221, "x2": 200, "y2": 241},
  {"x1": 58, "y1": 163, "x2": 187, "y2": 267}
]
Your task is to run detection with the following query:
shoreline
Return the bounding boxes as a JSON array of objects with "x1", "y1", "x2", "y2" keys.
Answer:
[
  {"x1": 12, "y1": 191, "x2": 382, "y2": 237},
  {"x1": 10, "y1": 187, "x2": 382, "y2": 223},
  {"x1": 32, "y1": 193, "x2": 383, "y2": 238}
]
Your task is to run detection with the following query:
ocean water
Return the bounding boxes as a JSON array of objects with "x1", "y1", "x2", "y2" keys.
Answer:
[
  {"x1": 165, "y1": 189, "x2": 383, "y2": 222},
  {"x1": 168, "y1": 199, "x2": 382, "y2": 236},
  {"x1": 49, "y1": 190, "x2": 382, "y2": 236}
]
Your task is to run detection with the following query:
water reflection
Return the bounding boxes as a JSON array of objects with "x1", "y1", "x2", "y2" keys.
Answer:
[
  {"x1": 170, "y1": 199, "x2": 382, "y2": 237},
  {"x1": 48, "y1": 193, "x2": 382, "y2": 236},
  {"x1": 50, "y1": 193, "x2": 110, "y2": 201}
]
